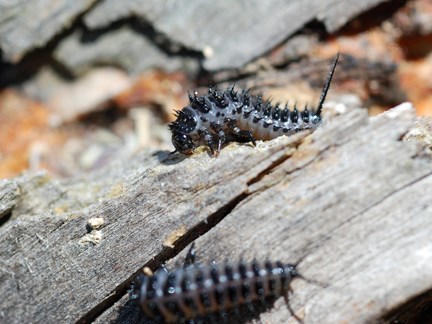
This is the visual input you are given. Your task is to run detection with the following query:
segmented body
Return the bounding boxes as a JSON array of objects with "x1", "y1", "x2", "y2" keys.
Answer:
[
  {"x1": 169, "y1": 54, "x2": 339, "y2": 155},
  {"x1": 134, "y1": 259, "x2": 297, "y2": 323}
]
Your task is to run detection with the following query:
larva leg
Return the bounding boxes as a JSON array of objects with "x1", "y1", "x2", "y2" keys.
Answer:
[
  {"x1": 230, "y1": 307, "x2": 242, "y2": 323},
  {"x1": 210, "y1": 122, "x2": 226, "y2": 156},
  {"x1": 226, "y1": 119, "x2": 256, "y2": 146},
  {"x1": 219, "y1": 310, "x2": 229, "y2": 323},
  {"x1": 235, "y1": 130, "x2": 256, "y2": 146},
  {"x1": 185, "y1": 320, "x2": 195, "y2": 324},
  {"x1": 216, "y1": 132, "x2": 226, "y2": 155},
  {"x1": 198, "y1": 129, "x2": 218, "y2": 155},
  {"x1": 207, "y1": 313, "x2": 219, "y2": 324},
  {"x1": 183, "y1": 242, "x2": 197, "y2": 267},
  {"x1": 246, "y1": 302, "x2": 257, "y2": 316},
  {"x1": 283, "y1": 291, "x2": 304, "y2": 324}
]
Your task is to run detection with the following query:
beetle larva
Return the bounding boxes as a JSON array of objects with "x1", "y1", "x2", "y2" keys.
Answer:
[
  {"x1": 169, "y1": 54, "x2": 339, "y2": 156},
  {"x1": 131, "y1": 245, "x2": 302, "y2": 323}
]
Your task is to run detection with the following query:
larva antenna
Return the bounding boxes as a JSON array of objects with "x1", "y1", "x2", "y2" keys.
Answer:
[{"x1": 316, "y1": 53, "x2": 339, "y2": 117}]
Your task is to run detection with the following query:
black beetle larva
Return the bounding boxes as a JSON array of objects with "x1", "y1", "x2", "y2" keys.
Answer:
[
  {"x1": 169, "y1": 54, "x2": 339, "y2": 156},
  {"x1": 130, "y1": 244, "x2": 310, "y2": 323}
]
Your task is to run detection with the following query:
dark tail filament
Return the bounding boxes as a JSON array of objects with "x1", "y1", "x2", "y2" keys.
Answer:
[{"x1": 316, "y1": 53, "x2": 340, "y2": 117}]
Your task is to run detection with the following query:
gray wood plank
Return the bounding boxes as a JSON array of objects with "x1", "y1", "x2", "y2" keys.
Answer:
[
  {"x1": 0, "y1": 0, "x2": 97, "y2": 62},
  {"x1": 0, "y1": 127, "x2": 308, "y2": 323},
  {"x1": 0, "y1": 179, "x2": 19, "y2": 221},
  {"x1": 1, "y1": 103, "x2": 431, "y2": 323},
  {"x1": 84, "y1": 0, "x2": 389, "y2": 70}
]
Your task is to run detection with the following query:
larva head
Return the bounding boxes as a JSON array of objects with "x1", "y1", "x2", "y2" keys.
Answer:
[
  {"x1": 171, "y1": 131, "x2": 195, "y2": 155},
  {"x1": 169, "y1": 107, "x2": 198, "y2": 154},
  {"x1": 129, "y1": 274, "x2": 145, "y2": 301},
  {"x1": 285, "y1": 264, "x2": 298, "y2": 278}
]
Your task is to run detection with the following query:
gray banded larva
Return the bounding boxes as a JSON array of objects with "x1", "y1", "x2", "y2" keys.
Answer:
[
  {"x1": 169, "y1": 54, "x2": 339, "y2": 156},
  {"x1": 130, "y1": 245, "x2": 304, "y2": 323}
]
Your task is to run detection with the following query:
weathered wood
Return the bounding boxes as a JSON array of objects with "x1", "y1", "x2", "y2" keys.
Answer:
[
  {"x1": 0, "y1": 0, "x2": 97, "y2": 62},
  {"x1": 215, "y1": 54, "x2": 403, "y2": 106},
  {"x1": 2, "y1": 0, "x2": 391, "y2": 69},
  {"x1": 53, "y1": 26, "x2": 199, "y2": 76},
  {"x1": 176, "y1": 104, "x2": 432, "y2": 323},
  {"x1": 83, "y1": 0, "x2": 389, "y2": 71},
  {"x1": 1, "y1": 103, "x2": 432, "y2": 323},
  {"x1": 0, "y1": 179, "x2": 19, "y2": 221},
  {"x1": 0, "y1": 127, "x2": 309, "y2": 322}
]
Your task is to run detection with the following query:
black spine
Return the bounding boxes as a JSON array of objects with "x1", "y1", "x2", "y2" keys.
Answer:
[{"x1": 316, "y1": 53, "x2": 339, "y2": 117}]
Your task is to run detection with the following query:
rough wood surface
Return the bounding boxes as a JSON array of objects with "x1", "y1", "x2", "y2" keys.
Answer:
[
  {"x1": 0, "y1": 0, "x2": 400, "y2": 83},
  {"x1": 0, "y1": 0, "x2": 97, "y2": 62},
  {"x1": 1, "y1": 103, "x2": 432, "y2": 323},
  {"x1": 0, "y1": 179, "x2": 19, "y2": 221},
  {"x1": 53, "y1": 26, "x2": 198, "y2": 76},
  {"x1": 83, "y1": 0, "x2": 389, "y2": 70}
]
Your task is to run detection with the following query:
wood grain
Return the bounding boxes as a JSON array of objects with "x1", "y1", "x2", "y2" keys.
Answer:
[
  {"x1": 84, "y1": 0, "x2": 389, "y2": 70},
  {"x1": 0, "y1": 0, "x2": 97, "y2": 62},
  {"x1": 1, "y1": 103, "x2": 432, "y2": 323}
]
